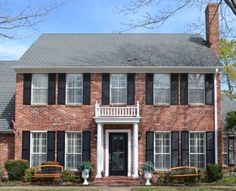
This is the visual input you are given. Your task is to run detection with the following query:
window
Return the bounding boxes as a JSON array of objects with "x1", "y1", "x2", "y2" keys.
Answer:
[
  {"x1": 30, "y1": 132, "x2": 47, "y2": 167},
  {"x1": 65, "y1": 132, "x2": 82, "y2": 170},
  {"x1": 223, "y1": 137, "x2": 228, "y2": 166},
  {"x1": 31, "y1": 74, "x2": 48, "y2": 104},
  {"x1": 110, "y1": 74, "x2": 127, "y2": 104},
  {"x1": 153, "y1": 74, "x2": 170, "y2": 104},
  {"x1": 228, "y1": 137, "x2": 235, "y2": 165},
  {"x1": 188, "y1": 74, "x2": 205, "y2": 104},
  {"x1": 66, "y1": 74, "x2": 83, "y2": 104},
  {"x1": 189, "y1": 133, "x2": 205, "y2": 169},
  {"x1": 154, "y1": 132, "x2": 171, "y2": 170}
]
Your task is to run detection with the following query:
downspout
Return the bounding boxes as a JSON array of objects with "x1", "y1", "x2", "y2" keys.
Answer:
[{"x1": 214, "y1": 68, "x2": 219, "y2": 164}]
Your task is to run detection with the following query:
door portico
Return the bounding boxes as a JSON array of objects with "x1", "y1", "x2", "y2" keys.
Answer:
[{"x1": 94, "y1": 102, "x2": 141, "y2": 178}]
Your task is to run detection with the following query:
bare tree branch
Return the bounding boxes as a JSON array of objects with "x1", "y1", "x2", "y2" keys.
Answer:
[{"x1": 225, "y1": 0, "x2": 236, "y2": 15}]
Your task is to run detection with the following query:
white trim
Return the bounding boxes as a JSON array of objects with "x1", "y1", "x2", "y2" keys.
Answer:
[
  {"x1": 64, "y1": 131, "x2": 82, "y2": 171},
  {"x1": 65, "y1": 74, "x2": 83, "y2": 105},
  {"x1": 189, "y1": 132, "x2": 206, "y2": 169},
  {"x1": 14, "y1": 66, "x2": 223, "y2": 74},
  {"x1": 214, "y1": 70, "x2": 218, "y2": 164},
  {"x1": 30, "y1": 131, "x2": 47, "y2": 167},
  {"x1": 94, "y1": 117, "x2": 141, "y2": 124},
  {"x1": 31, "y1": 74, "x2": 48, "y2": 105},
  {"x1": 188, "y1": 74, "x2": 205, "y2": 105},
  {"x1": 153, "y1": 131, "x2": 171, "y2": 171},
  {"x1": 105, "y1": 129, "x2": 131, "y2": 177},
  {"x1": 109, "y1": 74, "x2": 127, "y2": 105}
]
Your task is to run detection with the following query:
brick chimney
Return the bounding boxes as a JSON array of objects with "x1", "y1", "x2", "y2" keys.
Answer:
[{"x1": 205, "y1": 3, "x2": 220, "y2": 56}]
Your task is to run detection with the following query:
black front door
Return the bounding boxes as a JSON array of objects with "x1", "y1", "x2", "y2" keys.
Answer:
[{"x1": 109, "y1": 133, "x2": 128, "y2": 176}]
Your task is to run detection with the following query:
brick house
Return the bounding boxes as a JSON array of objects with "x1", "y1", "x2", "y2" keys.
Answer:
[{"x1": 0, "y1": 3, "x2": 223, "y2": 183}]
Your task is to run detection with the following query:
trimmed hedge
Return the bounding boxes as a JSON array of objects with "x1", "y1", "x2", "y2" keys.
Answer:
[
  {"x1": 5, "y1": 160, "x2": 29, "y2": 180},
  {"x1": 41, "y1": 161, "x2": 59, "y2": 165},
  {"x1": 206, "y1": 164, "x2": 223, "y2": 182}
]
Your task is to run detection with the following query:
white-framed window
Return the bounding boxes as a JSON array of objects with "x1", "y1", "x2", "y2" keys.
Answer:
[
  {"x1": 66, "y1": 74, "x2": 83, "y2": 104},
  {"x1": 110, "y1": 74, "x2": 127, "y2": 104},
  {"x1": 31, "y1": 74, "x2": 48, "y2": 104},
  {"x1": 30, "y1": 132, "x2": 47, "y2": 167},
  {"x1": 189, "y1": 132, "x2": 206, "y2": 169},
  {"x1": 223, "y1": 137, "x2": 228, "y2": 166},
  {"x1": 188, "y1": 74, "x2": 205, "y2": 104},
  {"x1": 153, "y1": 74, "x2": 171, "y2": 104},
  {"x1": 228, "y1": 137, "x2": 235, "y2": 165},
  {"x1": 65, "y1": 132, "x2": 82, "y2": 170},
  {"x1": 154, "y1": 132, "x2": 171, "y2": 170}
]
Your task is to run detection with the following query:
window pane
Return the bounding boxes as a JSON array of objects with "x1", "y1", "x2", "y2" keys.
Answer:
[
  {"x1": 189, "y1": 133, "x2": 205, "y2": 169},
  {"x1": 66, "y1": 74, "x2": 83, "y2": 104},
  {"x1": 188, "y1": 74, "x2": 205, "y2": 104},
  {"x1": 154, "y1": 74, "x2": 170, "y2": 104},
  {"x1": 66, "y1": 132, "x2": 82, "y2": 170},
  {"x1": 154, "y1": 132, "x2": 171, "y2": 169},
  {"x1": 31, "y1": 132, "x2": 47, "y2": 167},
  {"x1": 110, "y1": 74, "x2": 127, "y2": 104},
  {"x1": 32, "y1": 74, "x2": 48, "y2": 104}
]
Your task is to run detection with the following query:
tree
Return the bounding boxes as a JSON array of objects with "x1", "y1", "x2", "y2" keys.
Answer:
[
  {"x1": 225, "y1": 110, "x2": 236, "y2": 133},
  {"x1": 118, "y1": 0, "x2": 236, "y2": 36},
  {"x1": 220, "y1": 38, "x2": 236, "y2": 100},
  {"x1": 0, "y1": 0, "x2": 68, "y2": 39}
]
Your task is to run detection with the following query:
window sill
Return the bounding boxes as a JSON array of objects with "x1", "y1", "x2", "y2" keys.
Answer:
[
  {"x1": 153, "y1": 104, "x2": 171, "y2": 108},
  {"x1": 109, "y1": 103, "x2": 127, "y2": 107},
  {"x1": 30, "y1": 104, "x2": 48, "y2": 107},
  {"x1": 188, "y1": 104, "x2": 206, "y2": 107},
  {"x1": 65, "y1": 104, "x2": 83, "y2": 107}
]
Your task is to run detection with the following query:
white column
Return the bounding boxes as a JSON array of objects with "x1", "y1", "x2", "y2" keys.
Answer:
[
  {"x1": 133, "y1": 123, "x2": 139, "y2": 178},
  {"x1": 96, "y1": 123, "x2": 103, "y2": 178}
]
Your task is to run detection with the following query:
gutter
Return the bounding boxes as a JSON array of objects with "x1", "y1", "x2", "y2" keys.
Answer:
[{"x1": 214, "y1": 68, "x2": 219, "y2": 164}]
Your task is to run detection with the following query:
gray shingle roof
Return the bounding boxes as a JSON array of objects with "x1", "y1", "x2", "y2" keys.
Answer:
[
  {"x1": 15, "y1": 33, "x2": 221, "y2": 68},
  {"x1": 0, "y1": 61, "x2": 15, "y2": 133},
  {"x1": 222, "y1": 100, "x2": 236, "y2": 131}
]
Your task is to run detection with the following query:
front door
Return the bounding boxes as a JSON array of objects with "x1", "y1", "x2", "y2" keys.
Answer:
[{"x1": 109, "y1": 133, "x2": 128, "y2": 176}]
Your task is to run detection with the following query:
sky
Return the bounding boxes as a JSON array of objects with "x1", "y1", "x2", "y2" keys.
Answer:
[{"x1": 0, "y1": 0, "x2": 208, "y2": 60}]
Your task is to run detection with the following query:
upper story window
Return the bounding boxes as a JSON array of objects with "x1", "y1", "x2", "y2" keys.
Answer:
[
  {"x1": 65, "y1": 132, "x2": 82, "y2": 170},
  {"x1": 30, "y1": 132, "x2": 47, "y2": 167},
  {"x1": 31, "y1": 74, "x2": 48, "y2": 104},
  {"x1": 66, "y1": 74, "x2": 83, "y2": 104},
  {"x1": 188, "y1": 74, "x2": 205, "y2": 104},
  {"x1": 110, "y1": 74, "x2": 127, "y2": 104},
  {"x1": 154, "y1": 74, "x2": 170, "y2": 104},
  {"x1": 154, "y1": 132, "x2": 171, "y2": 170}
]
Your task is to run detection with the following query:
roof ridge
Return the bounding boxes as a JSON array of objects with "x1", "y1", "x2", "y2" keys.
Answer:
[{"x1": 41, "y1": 33, "x2": 198, "y2": 36}]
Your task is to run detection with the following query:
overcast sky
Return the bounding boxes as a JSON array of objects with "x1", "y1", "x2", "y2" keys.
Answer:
[{"x1": 0, "y1": 0, "x2": 205, "y2": 60}]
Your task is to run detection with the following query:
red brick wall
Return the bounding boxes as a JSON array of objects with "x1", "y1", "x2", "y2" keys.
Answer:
[
  {"x1": 0, "y1": 134, "x2": 14, "y2": 165},
  {"x1": 14, "y1": 72, "x2": 222, "y2": 170}
]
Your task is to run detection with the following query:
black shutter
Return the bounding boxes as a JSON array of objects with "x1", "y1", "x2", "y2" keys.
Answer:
[
  {"x1": 206, "y1": 131, "x2": 215, "y2": 164},
  {"x1": 82, "y1": 131, "x2": 91, "y2": 161},
  {"x1": 181, "y1": 131, "x2": 189, "y2": 166},
  {"x1": 58, "y1": 74, "x2": 66, "y2": 105},
  {"x1": 146, "y1": 131, "x2": 154, "y2": 165},
  {"x1": 22, "y1": 131, "x2": 30, "y2": 161},
  {"x1": 205, "y1": 74, "x2": 214, "y2": 105},
  {"x1": 48, "y1": 74, "x2": 56, "y2": 105},
  {"x1": 47, "y1": 131, "x2": 55, "y2": 161},
  {"x1": 83, "y1": 73, "x2": 91, "y2": 105},
  {"x1": 146, "y1": 74, "x2": 153, "y2": 105},
  {"x1": 57, "y1": 131, "x2": 65, "y2": 166},
  {"x1": 23, "y1": 74, "x2": 32, "y2": 105},
  {"x1": 102, "y1": 73, "x2": 110, "y2": 105},
  {"x1": 171, "y1": 131, "x2": 179, "y2": 167},
  {"x1": 180, "y1": 74, "x2": 188, "y2": 105},
  {"x1": 127, "y1": 73, "x2": 135, "y2": 105},
  {"x1": 171, "y1": 74, "x2": 178, "y2": 105}
]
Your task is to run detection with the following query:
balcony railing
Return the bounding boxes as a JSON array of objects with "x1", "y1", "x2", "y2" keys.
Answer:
[{"x1": 95, "y1": 101, "x2": 140, "y2": 118}]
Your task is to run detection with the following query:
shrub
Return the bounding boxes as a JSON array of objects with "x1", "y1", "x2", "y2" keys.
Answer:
[
  {"x1": 24, "y1": 168, "x2": 35, "y2": 182},
  {"x1": 5, "y1": 160, "x2": 29, "y2": 181},
  {"x1": 198, "y1": 169, "x2": 207, "y2": 182},
  {"x1": 79, "y1": 161, "x2": 92, "y2": 171},
  {"x1": 41, "y1": 161, "x2": 59, "y2": 165},
  {"x1": 206, "y1": 164, "x2": 223, "y2": 182},
  {"x1": 142, "y1": 162, "x2": 154, "y2": 172},
  {"x1": 62, "y1": 170, "x2": 76, "y2": 182}
]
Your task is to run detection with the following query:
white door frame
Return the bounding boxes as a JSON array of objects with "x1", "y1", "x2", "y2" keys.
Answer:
[{"x1": 105, "y1": 129, "x2": 131, "y2": 177}]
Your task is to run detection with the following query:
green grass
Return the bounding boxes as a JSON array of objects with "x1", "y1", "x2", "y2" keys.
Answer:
[{"x1": 222, "y1": 176, "x2": 236, "y2": 184}]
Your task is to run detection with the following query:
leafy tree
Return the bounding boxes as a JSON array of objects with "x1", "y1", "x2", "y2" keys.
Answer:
[
  {"x1": 220, "y1": 38, "x2": 236, "y2": 100},
  {"x1": 225, "y1": 110, "x2": 236, "y2": 133}
]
